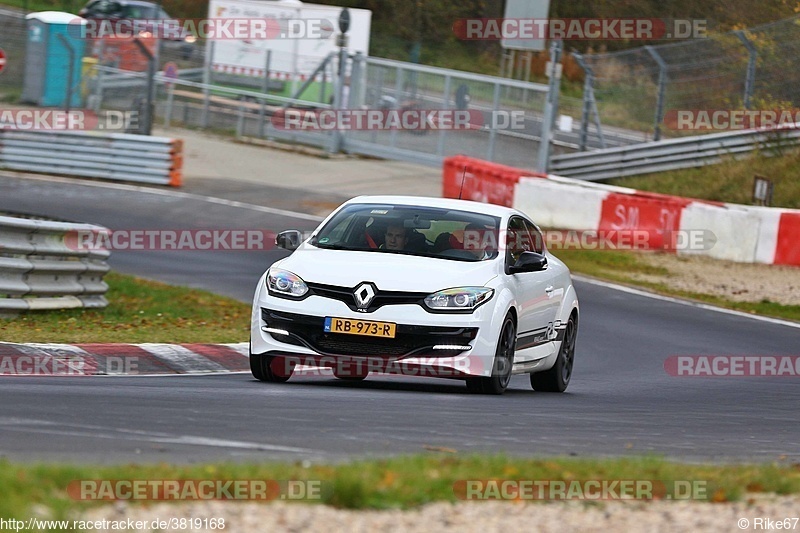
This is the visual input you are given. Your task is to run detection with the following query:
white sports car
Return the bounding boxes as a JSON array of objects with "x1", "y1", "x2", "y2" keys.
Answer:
[{"x1": 250, "y1": 196, "x2": 579, "y2": 394}]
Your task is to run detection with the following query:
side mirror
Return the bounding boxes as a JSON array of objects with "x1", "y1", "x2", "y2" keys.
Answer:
[
  {"x1": 509, "y1": 251, "x2": 547, "y2": 274},
  {"x1": 276, "y1": 230, "x2": 303, "y2": 251}
]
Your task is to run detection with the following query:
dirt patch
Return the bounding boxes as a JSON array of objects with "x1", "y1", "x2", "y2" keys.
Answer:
[{"x1": 628, "y1": 253, "x2": 800, "y2": 306}]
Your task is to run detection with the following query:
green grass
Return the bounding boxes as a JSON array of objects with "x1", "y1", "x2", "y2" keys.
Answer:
[
  {"x1": 556, "y1": 248, "x2": 800, "y2": 322},
  {"x1": 1, "y1": 455, "x2": 799, "y2": 525},
  {"x1": 605, "y1": 147, "x2": 800, "y2": 209},
  {"x1": 0, "y1": 272, "x2": 250, "y2": 343}
]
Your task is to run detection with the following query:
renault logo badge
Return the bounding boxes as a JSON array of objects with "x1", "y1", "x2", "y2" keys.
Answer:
[{"x1": 353, "y1": 282, "x2": 376, "y2": 309}]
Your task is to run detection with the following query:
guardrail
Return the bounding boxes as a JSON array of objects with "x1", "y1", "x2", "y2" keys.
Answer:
[
  {"x1": 549, "y1": 126, "x2": 800, "y2": 180},
  {"x1": 0, "y1": 215, "x2": 111, "y2": 311},
  {"x1": 0, "y1": 130, "x2": 183, "y2": 186}
]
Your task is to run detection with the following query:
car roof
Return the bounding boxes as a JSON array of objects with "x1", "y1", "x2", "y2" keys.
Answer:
[
  {"x1": 344, "y1": 195, "x2": 526, "y2": 219},
  {"x1": 116, "y1": 0, "x2": 160, "y2": 7}
]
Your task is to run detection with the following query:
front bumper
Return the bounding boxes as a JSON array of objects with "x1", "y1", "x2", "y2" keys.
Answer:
[{"x1": 250, "y1": 275, "x2": 505, "y2": 378}]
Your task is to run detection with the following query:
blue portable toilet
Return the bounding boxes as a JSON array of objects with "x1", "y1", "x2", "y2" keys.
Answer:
[{"x1": 22, "y1": 12, "x2": 87, "y2": 107}]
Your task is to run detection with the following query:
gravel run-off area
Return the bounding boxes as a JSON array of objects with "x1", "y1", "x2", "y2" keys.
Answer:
[{"x1": 78, "y1": 495, "x2": 800, "y2": 532}]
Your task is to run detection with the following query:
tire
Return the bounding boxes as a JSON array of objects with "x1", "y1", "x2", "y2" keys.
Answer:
[
  {"x1": 250, "y1": 353, "x2": 267, "y2": 381},
  {"x1": 250, "y1": 351, "x2": 293, "y2": 383},
  {"x1": 531, "y1": 315, "x2": 577, "y2": 392},
  {"x1": 465, "y1": 378, "x2": 483, "y2": 394},
  {"x1": 467, "y1": 314, "x2": 516, "y2": 395}
]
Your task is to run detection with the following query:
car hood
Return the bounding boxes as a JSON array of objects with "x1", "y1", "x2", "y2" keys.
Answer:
[{"x1": 275, "y1": 247, "x2": 499, "y2": 292}]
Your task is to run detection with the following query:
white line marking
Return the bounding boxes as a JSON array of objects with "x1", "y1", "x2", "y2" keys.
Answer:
[
  {"x1": 1, "y1": 172, "x2": 325, "y2": 222},
  {"x1": 574, "y1": 275, "x2": 800, "y2": 329},
  {"x1": 137, "y1": 344, "x2": 229, "y2": 373},
  {"x1": 0, "y1": 425, "x2": 317, "y2": 454}
]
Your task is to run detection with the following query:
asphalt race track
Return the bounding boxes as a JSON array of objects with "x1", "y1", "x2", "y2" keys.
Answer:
[{"x1": 0, "y1": 175, "x2": 798, "y2": 464}]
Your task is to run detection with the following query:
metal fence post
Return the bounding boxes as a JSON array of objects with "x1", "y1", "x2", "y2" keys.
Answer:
[
  {"x1": 574, "y1": 52, "x2": 592, "y2": 151},
  {"x1": 202, "y1": 41, "x2": 215, "y2": 129},
  {"x1": 645, "y1": 45, "x2": 668, "y2": 142},
  {"x1": 536, "y1": 40, "x2": 562, "y2": 173},
  {"x1": 350, "y1": 51, "x2": 366, "y2": 109},
  {"x1": 164, "y1": 82, "x2": 174, "y2": 127},
  {"x1": 388, "y1": 65, "x2": 403, "y2": 149},
  {"x1": 734, "y1": 30, "x2": 757, "y2": 109},
  {"x1": 329, "y1": 42, "x2": 349, "y2": 154},
  {"x1": 133, "y1": 38, "x2": 155, "y2": 136},
  {"x1": 262, "y1": 50, "x2": 272, "y2": 94},
  {"x1": 236, "y1": 101, "x2": 245, "y2": 138},
  {"x1": 486, "y1": 82, "x2": 501, "y2": 162},
  {"x1": 437, "y1": 74, "x2": 451, "y2": 157}
]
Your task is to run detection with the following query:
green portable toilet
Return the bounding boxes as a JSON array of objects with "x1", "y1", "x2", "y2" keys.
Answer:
[{"x1": 22, "y1": 12, "x2": 87, "y2": 107}]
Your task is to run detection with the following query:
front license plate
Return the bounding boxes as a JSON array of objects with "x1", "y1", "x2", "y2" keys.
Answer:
[{"x1": 324, "y1": 317, "x2": 396, "y2": 338}]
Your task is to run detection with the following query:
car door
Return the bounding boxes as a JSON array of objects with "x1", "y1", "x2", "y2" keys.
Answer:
[
  {"x1": 505, "y1": 216, "x2": 559, "y2": 352},
  {"x1": 523, "y1": 218, "x2": 562, "y2": 337}
]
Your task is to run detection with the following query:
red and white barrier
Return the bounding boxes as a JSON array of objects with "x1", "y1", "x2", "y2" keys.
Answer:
[{"x1": 442, "y1": 156, "x2": 800, "y2": 266}]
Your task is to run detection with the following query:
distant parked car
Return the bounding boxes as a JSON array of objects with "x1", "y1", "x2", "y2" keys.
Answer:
[{"x1": 79, "y1": 0, "x2": 196, "y2": 58}]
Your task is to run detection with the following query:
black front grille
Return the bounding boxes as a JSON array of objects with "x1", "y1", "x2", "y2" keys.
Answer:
[
  {"x1": 306, "y1": 282, "x2": 428, "y2": 313},
  {"x1": 261, "y1": 308, "x2": 477, "y2": 357}
]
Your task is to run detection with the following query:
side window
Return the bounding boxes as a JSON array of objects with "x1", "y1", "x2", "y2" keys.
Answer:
[
  {"x1": 506, "y1": 217, "x2": 533, "y2": 265},
  {"x1": 523, "y1": 219, "x2": 545, "y2": 254},
  {"x1": 99, "y1": 1, "x2": 122, "y2": 15}
]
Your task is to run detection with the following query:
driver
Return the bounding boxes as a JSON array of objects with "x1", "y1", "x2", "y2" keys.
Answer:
[{"x1": 383, "y1": 223, "x2": 408, "y2": 251}]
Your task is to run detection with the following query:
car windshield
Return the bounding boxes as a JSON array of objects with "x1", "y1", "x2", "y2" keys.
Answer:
[
  {"x1": 311, "y1": 203, "x2": 501, "y2": 262},
  {"x1": 120, "y1": 4, "x2": 156, "y2": 17}
]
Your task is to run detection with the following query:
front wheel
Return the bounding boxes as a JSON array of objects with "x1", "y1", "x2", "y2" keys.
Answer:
[
  {"x1": 467, "y1": 315, "x2": 516, "y2": 395},
  {"x1": 531, "y1": 315, "x2": 577, "y2": 392},
  {"x1": 250, "y1": 352, "x2": 293, "y2": 383}
]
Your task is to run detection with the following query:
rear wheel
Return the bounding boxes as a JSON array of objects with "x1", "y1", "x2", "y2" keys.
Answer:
[
  {"x1": 466, "y1": 315, "x2": 516, "y2": 395},
  {"x1": 531, "y1": 315, "x2": 577, "y2": 392}
]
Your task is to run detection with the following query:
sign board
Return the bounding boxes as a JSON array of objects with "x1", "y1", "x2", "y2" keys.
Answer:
[
  {"x1": 501, "y1": 0, "x2": 551, "y2": 52},
  {"x1": 163, "y1": 61, "x2": 178, "y2": 85},
  {"x1": 753, "y1": 175, "x2": 773, "y2": 206},
  {"x1": 0, "y1": 48, "x2": 6, "y2": 75},
  {"x1": 208, "y1": 0, "x2": 371, "y2": 80}
]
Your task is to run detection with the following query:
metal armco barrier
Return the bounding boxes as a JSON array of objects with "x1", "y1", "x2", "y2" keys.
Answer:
[
  {"x1": 549, "y1": 126, "x2": 800, "y2": 180},
  {"x1": 0, "y1": 130, "x2": 183, "y2": 186},
  {"x1": 0, "y1": 215, "x2": 110, "y2": 311}
]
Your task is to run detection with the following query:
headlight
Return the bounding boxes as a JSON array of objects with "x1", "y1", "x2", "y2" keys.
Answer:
[
  {"x1": 424, "y1": 287, "x2": 493, "y2": 312},
  {"x1": 266, "y1": 268, "x2": 308, "y2": 298}
]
